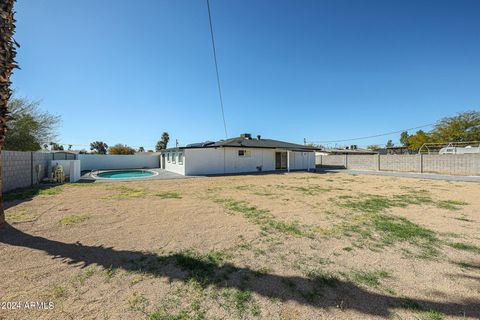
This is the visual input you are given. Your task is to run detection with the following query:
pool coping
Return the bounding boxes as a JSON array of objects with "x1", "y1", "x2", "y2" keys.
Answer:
[
  {"x1": 91, "y1": 169, "x2": 160, "y2": 180},
  {"x1": 80, "y1": 168, "x2": 188, "y2": 183}
]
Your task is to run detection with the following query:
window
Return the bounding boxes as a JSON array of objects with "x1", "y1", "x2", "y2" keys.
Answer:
[
  {"x1": 172, "y1": 152, "x2": 176, "y2": 163},
  {"x1": 167, "y1": 153, "x2": 170, "y2": 162},
  {"x1": 178, "y1": 152, "x2": 183, "y2": 165},
  {"x1": 238, "y1": 149, "x2": 251, "y2": 157}
]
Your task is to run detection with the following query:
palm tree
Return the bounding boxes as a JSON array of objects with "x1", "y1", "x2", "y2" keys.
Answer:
[
  {"x1": 155, "y1": 132, "x2": 170, "y2": 151},
  {"x1": 0, "y1": 0, "x2": 19, "y2": 225}
]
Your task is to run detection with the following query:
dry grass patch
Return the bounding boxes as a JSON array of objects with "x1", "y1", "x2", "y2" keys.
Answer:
[
  {"x1": 350, "y1": 269, "x2": 391, "y2": 288},
  {"x1": 58, "y1": 214, "x2": 90, "y2": 226},
  {"x1": 448, "y1": 242, "x2": 480, "y2": 254},
  {"x1": 3, "y1": 185, "x2": 63, "y2": 202},
  {"x1": 6, "y1": 208, "x2": 39, "y2": 223},
  {"x1": 156, "y1": 191, "x2": 182, "y2": 199},
  {"x1": 215, "y1": 198, "x2": 308, "y2": 237},
  {"x1": 107, "y1": 186, "x2": 148, "y2": 199}
]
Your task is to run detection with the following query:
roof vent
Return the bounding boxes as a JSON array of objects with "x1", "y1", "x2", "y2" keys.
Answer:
[{"x1": 240, "y1": 133, "x2": 252, "y2": 139}]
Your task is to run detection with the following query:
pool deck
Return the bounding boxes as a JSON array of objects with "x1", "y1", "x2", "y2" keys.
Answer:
[{"x1": 80, "y1": 168, "x2": 187, "y2": 183}]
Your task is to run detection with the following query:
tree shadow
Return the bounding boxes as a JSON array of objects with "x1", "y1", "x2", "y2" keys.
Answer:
[
  {"x1": 2, "y1": 184, "x2": 63, "y2": 209},
  {"x1": 0, "y1": 224, "x2": 478, "y2": 318}
]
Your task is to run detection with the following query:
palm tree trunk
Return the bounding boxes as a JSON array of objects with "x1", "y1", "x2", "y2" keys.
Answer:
[{"x1": 0, "y1": 0, "x2": 19, "y2": 225}]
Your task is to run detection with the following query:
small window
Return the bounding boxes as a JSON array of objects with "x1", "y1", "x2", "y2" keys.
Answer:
[
  {"x1": 238, "y1": 149, "x2": 251, "y2": 157},
  {"x1": 172, "y1": 152, "x2": 176, "y2": 163},
  {"x1": 178, "y1": 153, "x2": 183, "y2": 165}
]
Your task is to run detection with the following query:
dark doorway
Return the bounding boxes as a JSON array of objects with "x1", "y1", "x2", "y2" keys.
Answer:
[{"x1": 275, "y1": 152, "x2": 287, "y2": 170}]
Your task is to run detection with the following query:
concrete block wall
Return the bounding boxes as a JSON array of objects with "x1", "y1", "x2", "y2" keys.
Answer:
[
  {"x1": 2, "y1": 151, "x2": 31, "y2": 192},
  {"x1": 317, "y1": 154, "x2": 346, "y2": 167},
  {"x1": 423, "y1": 154, "x2": 480, "y2": 175},
  {"x1": 346, "y1": 154, "x2": 377, "y2": 170},
  {"x1": 379, "y1": 155, "x2": 421, "y2": 172},
  {"x1": 317, "y1": 153, "x2": 480, "y2": 176},
  {"x1": 2, "y1": 151, "x2": 53, "y2": 192}
]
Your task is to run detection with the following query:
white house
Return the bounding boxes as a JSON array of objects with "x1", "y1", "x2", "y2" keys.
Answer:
[{"x1": 161, "y1": 134, "x2": 318, "y2": 176}]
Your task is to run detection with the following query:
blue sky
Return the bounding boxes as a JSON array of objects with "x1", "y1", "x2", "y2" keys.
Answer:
[{"x1": 12, "y1": 0, "x2": 480, "y2": 149}]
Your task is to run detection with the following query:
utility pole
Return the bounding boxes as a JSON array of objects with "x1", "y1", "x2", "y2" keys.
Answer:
[{"x1": 175, "y1": 139, "x2": 179, "y2": 148}]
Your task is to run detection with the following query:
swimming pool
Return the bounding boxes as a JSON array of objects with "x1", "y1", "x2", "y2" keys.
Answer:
[{"x1": 94, "y1": 170, "x2": 157, "y2": 179}]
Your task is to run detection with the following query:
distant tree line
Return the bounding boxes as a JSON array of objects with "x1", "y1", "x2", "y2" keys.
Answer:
[
  {"x1": 88, "y1": 132, "x2": 171, "y2": 155},
  {"x1": 397, "y1": 111, "x2": 479, "y2": 151},
  {"x1": 376, "y1": 111, "x2": 479, "y2": 151}
]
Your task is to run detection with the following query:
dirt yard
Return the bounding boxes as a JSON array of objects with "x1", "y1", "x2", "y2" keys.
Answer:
[{"x1": 0, "y1": 171, "x2": 479, "y2": 320}]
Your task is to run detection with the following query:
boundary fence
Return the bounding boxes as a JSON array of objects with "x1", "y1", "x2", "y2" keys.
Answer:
[{"x1": 316, "y1": 154, "x2": 480, "y2": 176}]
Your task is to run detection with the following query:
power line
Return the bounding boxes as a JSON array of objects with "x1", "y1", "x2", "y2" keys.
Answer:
[
  {"x1": 206, "y1": 0, "x2": 228, "y2": 138},
  {"x1": 309, "y1": 123, "x2": 434, "y2": 144}
]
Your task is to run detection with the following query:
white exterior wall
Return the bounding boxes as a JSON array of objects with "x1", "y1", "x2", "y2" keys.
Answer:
[
  {"x1": 50, "y1": 160, "x2": 81, "y2": 180},
  {"x1": 78, "y1": 154, "x2": 160, "y2": 171},
  {"x1": 181, "y1": 147, "x2": 314, "y2": 176},
  {"x1": 163, "y1": 151, "x2": 186, "y2": 175},
  {"x1": 289, "y1": 151, "x2": 315, "y2": 170},
  {"x1": 184, "y1": 148, "x2": 228, "y2": 175},
  {"x1": 224, "y1": 148, "x2": 276, "y2": 173}
]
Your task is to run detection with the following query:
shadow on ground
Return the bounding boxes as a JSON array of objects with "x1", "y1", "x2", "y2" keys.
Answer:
[
  {"x1": 2, "y1": 184, "x2": 63, "y2": 209},
  {"x1": 0, "y1": 224, "x2": 478, "y2": 318}
]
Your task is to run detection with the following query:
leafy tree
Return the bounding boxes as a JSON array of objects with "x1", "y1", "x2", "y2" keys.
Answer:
[
  {"x1": 147, "y1": 149, "x2": 154, "y2": 152},
  {"x1": 367, "y1": 144, "x2": 380, "y2": 151},
  {"x1": 50, "y1": 142, "x2": 64, "y2": 151},
  {"x1": 1, "y1": 0, "x2": 18, "y2": 224},
  {"x1": 386, "y1": 140, "x2": 394, "y2": 148},
  {"x1": 400, "y1": 131, "x2": 409, "y2": 147},
  {"x1": 401, "y1": 111, "x2": 480, "y2": 151},
  {"x1": 6, "y1": 114, "x2": 41, "y2": 150},
  {"x1": 430, "y1": 110, "x2": 480, "y2": 142},
  {"x1": 4, "y1": 97, "x2": 60, "y2": 151},
  {"x1": 155, "y1": 132, "x2": 170, "y2": 151},
  {"x1": 108, "y1": 144, "x2": 136, "y2": 155},
  {"x1": 90, "y1": 141, "x2": 108, "y2": 154},
  {"x1": 138, "y1": 146, "x2": 145, "y2": 152},
  {"x1": 406, "y1": 130, "x2": 431, "y2": 151}
]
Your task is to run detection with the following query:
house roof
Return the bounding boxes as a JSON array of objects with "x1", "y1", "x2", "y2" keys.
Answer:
[
  {"x1": 209, "y1": 137, "x2": 318, "y2": 151},
  {"x1": 166, "y1": 135, "x2": 319, "y2": 152}
]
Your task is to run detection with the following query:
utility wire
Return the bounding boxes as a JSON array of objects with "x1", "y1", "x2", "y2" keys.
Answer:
[
  {"x1": 206, "y1": 0, "x2": 228, "y2": 138},
  {"x1": 309, "y1": 123, "x2": 434, "y2": 144}
]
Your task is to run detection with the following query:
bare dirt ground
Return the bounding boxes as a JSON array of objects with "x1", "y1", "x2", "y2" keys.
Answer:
[{"x1": 0, "y1": 171, "x2": 479, "y2": 320}]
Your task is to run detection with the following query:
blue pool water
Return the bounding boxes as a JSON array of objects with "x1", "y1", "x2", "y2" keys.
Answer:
[{"x1": 96, "y1": 170, "x2": 155, "y2": 179}]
